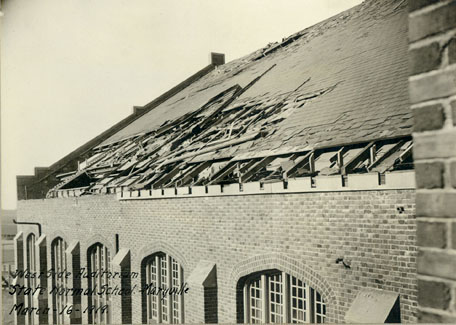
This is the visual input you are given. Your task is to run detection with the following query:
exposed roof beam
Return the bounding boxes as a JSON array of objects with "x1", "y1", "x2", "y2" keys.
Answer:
[
  {"x1": 151, "y1": 164, "x2": 185, "y2": 189},
  {"x1": 341, "y1": 141, "x2": 375, "y2": 175},
  {"x1": 284, "y1": 151, "x2": 314, "y2": 178},
  {"x1": 174, "y1": 161, "x2": 212, "y2": 187},
  {"x1": 240, "y1": 156, "x2": 276, "y2": 183},
  {"x1": 368, "y1": 140, "x2": 406, "y2": 171}
]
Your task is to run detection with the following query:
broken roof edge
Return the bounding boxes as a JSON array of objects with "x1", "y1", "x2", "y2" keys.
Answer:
[
  {"x1": 96, "y1": 0, "x2": 388, "y2": 150},
  {"x1": 242, "y1": 1, "x2": 365, "y2": 62},
  {"x1": 97, "y1": 61, "x2": 223, "y2": 149},
  {"x1": 169, "y1": 134, "x2": 412, "y2": 166},
  {"x1": 16, "y1": 54, "x2": 225, "y2": 200}
]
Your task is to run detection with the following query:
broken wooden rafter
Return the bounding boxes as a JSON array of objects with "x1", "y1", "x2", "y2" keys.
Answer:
[
  {"x1": 151, "y1": 164, "x2": 185, "y2": 189},
  {"x1": 174, "y1": 161, "x2": 212, "y2": 187},
  {"x1": 340, "y1": 141, "x2": 375, "y2": 175},
  {"x1": 329, "y1": 147, "x2": 348, "y2": 168},
  {"x1": 240, "y1": 156, "x2": 276, "y2": 183},
  {"x1": 159, "y1": 131, "x2": 260, "y2": 166},
  {"x1": 284, "y1": 151, "x2": 314, "y2": 178},
  {"x1": 367, "y1": 140, "x2": 406, "y2": 171},
  {"x1": 207, "y1": 162, "x2": 238, "y2": 185},
  {"x1": 398, "y1": 143, "x2": 413, "y2": 163}
]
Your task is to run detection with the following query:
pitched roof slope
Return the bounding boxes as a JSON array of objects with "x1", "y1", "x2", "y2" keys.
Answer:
[
  {"x1": 47, "y1": 0, "x2": 413, "y2": 197},
  {"x1": 102, "y1": 0, "x2": 411, "y2": 151}
]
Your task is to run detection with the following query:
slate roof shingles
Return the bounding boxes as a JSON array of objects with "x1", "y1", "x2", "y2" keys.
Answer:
[{"x1": 101, "y1": 0, "x2": 410, "y2": 155}]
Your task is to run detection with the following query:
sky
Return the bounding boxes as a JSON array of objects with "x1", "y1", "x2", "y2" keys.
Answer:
[{"x1": 1, "y1": 0, "x2": 362, "y2": 209}]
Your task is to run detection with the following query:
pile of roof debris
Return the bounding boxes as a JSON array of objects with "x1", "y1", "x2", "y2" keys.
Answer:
[{"x1": 48, "y1": 74, "x2": 413, "y2": 198}]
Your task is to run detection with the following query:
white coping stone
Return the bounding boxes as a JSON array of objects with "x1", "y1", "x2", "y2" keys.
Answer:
[
  {"x1": 224, "y1": 183, "x2": 240, "y2": 195},
  {"x1": 152, "y1": 189, "x2": 163, "y2": 197},
  {"x1": 163, "y1": 188, "x2": 176, "y2": 197},
  {"x1": 348, "y1": 173, "x2": 379, "y2": 189},
  {"x1": 112, "y1": 248, "x2": 130, "y2": 266},
  {"x1": 35, "y1": 234, "x2": 46, "y2": 246},
  {"x1": 177, "y1": 187, "x2": 191, "y2": 195},
  {"x1": 140, "y1": 189, "x2": 150, "y2": 197},
  {"x1": 243, "y1": 182, "x2": 260, "y2": 193},
  {"x1": 260, "y1": 182, "x2": 273, "y2": 194},
  {"x1": 384, "y1": 170, "x2": 415, "y2": 188},
  {"x1": 316, "y1": 175, "x2": 344, "y2": 190},
  {"x1": 191, "y1": 186, "x2": 207, "y2": 196},
  {"x1": 271, "y1": 181, "x2": 287, "y2": 193},
  {"x1": 117, "y1": 171, "x2": 416, "y2": 200},
  {"x1": 208, "y1": 185, "x2": 222, "y2": 195},
  {"x1": 288, "y1": 177, "x2": 312, "y2": 192}
]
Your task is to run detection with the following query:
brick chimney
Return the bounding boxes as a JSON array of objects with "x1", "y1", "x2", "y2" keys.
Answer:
[{"x1": 210, "y1": 52, "x2": 225, "y2": 66}]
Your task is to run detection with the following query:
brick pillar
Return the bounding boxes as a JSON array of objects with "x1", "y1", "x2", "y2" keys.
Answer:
[
  {"x1": 65, "y1": 242, "x2": 82, "y2": 324},
  {"x1": 186, "y1": 261, "x2": 217, "y2": 323},
  {"x1": 13, "y1": 232, "x2": 25, "y2": 325},
  {"x1": 80, "y1": 247, "x2": 89, "y2": 324},
  {"x1": 34, "y1": 235, "x2": 48, "y2": 325},
  {"x1": 409, "y1": 0, "x2": 456, "y2": 322},
  {"x1": 111, "y1": 248, "x2": 132, "y2": 324}
]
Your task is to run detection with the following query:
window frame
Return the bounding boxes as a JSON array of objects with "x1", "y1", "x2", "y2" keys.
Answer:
[
  {"x1": 242, "y1": 270, "x2": 326, "y2": 324},
  {"x1": 87, "y1": 243, "x2": 112, "y2": 324},
  {"x1": 143, "y1": 252, "x2": 184, "y2": 324},
  {"x1": 51, "y1": 237, "x2": 68, "y2": 325}
]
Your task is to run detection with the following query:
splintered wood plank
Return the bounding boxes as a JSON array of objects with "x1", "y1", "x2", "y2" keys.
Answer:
[
  {"x1": 174, "y1": 161, "x2": 212, "y2": 187},
  {"x1": 240, "y1": 156, "x2": 276, "y2": 183},
  {"x1": 207, "y1": 162, "x2": 238, "y2": 185},
  {"x1": 151, "y1": 164, "x2": 185, "y2": 189},
  {"x1": 368, "y1": 140, "x2": 405, "y2": 171},
  {"x1": 341, "y1": 142, "x2": 375, "y2": 175},
  {"x1": 284, "y1": 151, "x2": 313, "y2": 178}
]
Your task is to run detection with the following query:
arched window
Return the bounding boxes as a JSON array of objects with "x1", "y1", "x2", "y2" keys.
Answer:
[
  {"x1": 142, "y1": 252, "x2": 184, "y2": 324},
  {"x1": 51, "y1": 237, "x2": 68, "y2": 324},
  {"x1": 241, "y1": 270, "x2": 326, "y2": 323},
  {"x1": 87, "y1": 243, "x2": 111, "y2": 324},
  {"x1": 26, "y1": 233, "x2": 36, "y2": 325}
]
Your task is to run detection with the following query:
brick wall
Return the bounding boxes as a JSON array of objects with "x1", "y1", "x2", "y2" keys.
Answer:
[
  {"x1": 409, "y1": 0, "x2": 456, "y2": 322},
  {"x1": 16, "y1": 190, "x2": 417, "y2": 323}
]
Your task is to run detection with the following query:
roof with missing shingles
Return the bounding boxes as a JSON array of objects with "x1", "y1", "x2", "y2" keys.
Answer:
[
  {"x1": 102, "y1": 0, "x2": 411, "y2": 151},
  {"x1": 48, "y1": 0, "x2": 413, "y2": 196}
]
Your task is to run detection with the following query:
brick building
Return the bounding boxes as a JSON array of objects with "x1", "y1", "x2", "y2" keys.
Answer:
[
  {"x1": 12, "y1": 0, "x2": 433, "y2": 323},
  {"x1": 408, "y1": 0, "x2": 456, "y2": 323}
]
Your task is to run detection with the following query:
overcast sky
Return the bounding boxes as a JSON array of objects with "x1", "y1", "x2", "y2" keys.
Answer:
[{"x1": 1, "y1": 0, "x2": 362, "y2": 209}]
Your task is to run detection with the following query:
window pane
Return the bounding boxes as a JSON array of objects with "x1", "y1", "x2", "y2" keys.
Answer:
[
  {"x1": 88, "y1": 244, "x2": 111, "y2": 324},
  {"x1": 290, "y1": 275, "x2": 308, "y2": 323},
  {"x1": 314, "y1": 288, "x2": 326, "y2": 323},
  {"x1": 250, "y1": 278, "x2": 262, "y2": 323},
  {"x1": 171, "y1": 258, "x2": 180, "y2": 323},
  {"x1": 243, "y1": 272, "x2": 327, "y2": 324},
  {"x1": 269, "y1": 273, "x2": 283, "y2": 323},
  {"x1": 161, "y1": 256, "x2": 169, "y2": 323}
]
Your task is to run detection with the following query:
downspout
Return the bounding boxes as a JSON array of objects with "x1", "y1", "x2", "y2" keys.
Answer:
[{"x1": 13, "y1": 219, "x2": 42, "y2": 237}]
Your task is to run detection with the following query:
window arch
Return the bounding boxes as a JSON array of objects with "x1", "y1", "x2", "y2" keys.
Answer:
[
  {"x1": 142, "y1": 252, "x2": 184, "y2": 324},
  {"x1": 87, "y1": 243, "x2": 111, "y2": 324},
  {"x1": 51, "y1": 237, "x2": 68, "y2": 324},
  {"x1": 240, "y1": 269, "x2": 326, "y2": 323},
  {"x1": 26, "y1": 233, "x2": 36, "y2": 325}
]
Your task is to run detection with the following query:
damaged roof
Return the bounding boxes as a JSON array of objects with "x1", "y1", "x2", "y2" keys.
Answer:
[
  {"x1": 103, "y1": 0, "x2": 410, "y2": 149},
  {"x1": 48, "y1": 0, "x2": 413, "y2": 197}
]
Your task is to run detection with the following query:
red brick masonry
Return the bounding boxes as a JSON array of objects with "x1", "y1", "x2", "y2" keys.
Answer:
[{"x1": 16, "y1": 190, "x2": 417, "y2": 323}]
